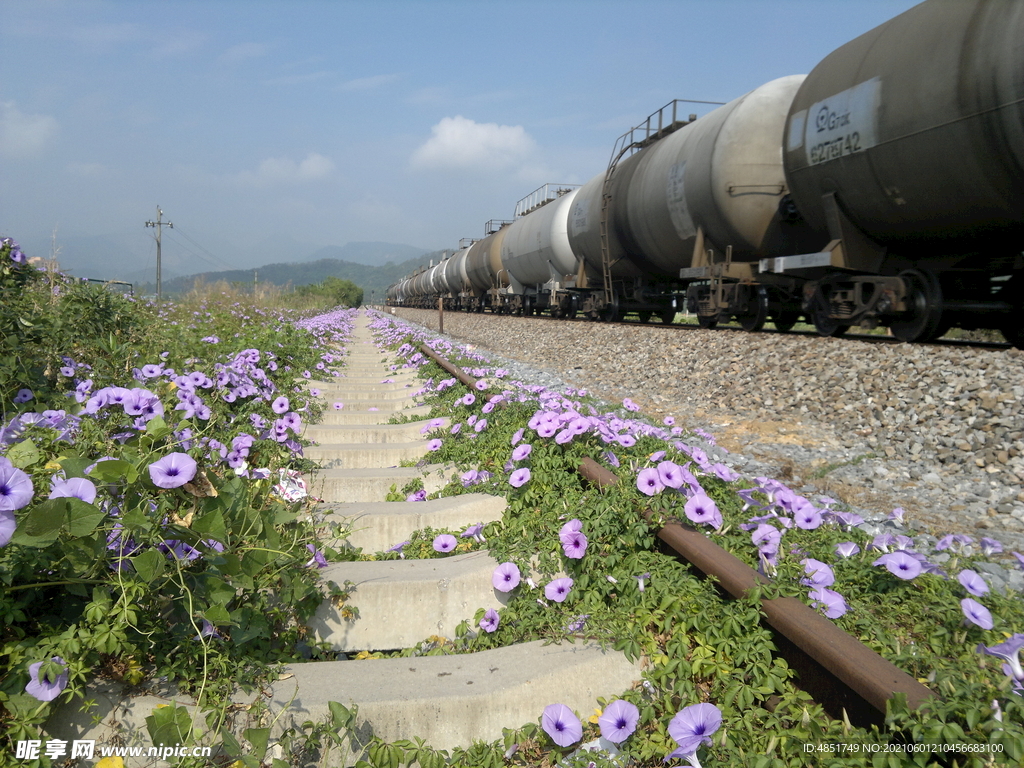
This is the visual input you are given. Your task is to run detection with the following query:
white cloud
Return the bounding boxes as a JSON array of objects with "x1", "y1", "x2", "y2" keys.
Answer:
[
  {"x1": 0, "y1": 101, "x2": 58, "y2": 159},
  {"x1": 67, "y1": 161, "x2": 108, "y2": 177},
  {"x1": 239, "y1": 152, "x2": 336, "y2": 187},
  {"x1": 338, "y1": 73, "x2": 400, "y2": 92},
  {"x1": 220, "y1": 42, "x2": 270, "y2": 64},
  {"x1": 411, "y1": 115, "x2": 536, "y2": 171},
  {"x1": 263, "y1": 71, "x2": 332, "y2": 86}
]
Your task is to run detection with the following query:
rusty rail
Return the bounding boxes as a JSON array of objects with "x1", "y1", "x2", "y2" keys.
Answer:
[
  {"x1": 578, "y1": 457, "x2": 935, "y2": 715},
  {"x1": 413, "y1": 337, "x2": 935, "y2": 717}
]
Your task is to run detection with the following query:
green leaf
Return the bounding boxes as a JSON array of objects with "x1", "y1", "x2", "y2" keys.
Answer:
[
  {"x1": 145, "y1": 702, "x2": 192, "y2": 746},
  {"x1": 65, "y1": 497, "x2": 106, "y2": 537},
  {"x1": 7, "y1": 438, "x2": 41, "y2": 468},
  {"x1": 145, "y1": 415, "x2": 168, "y2": 436},
  {"x1": 10, "y1": 498, "x2": 66, "y2": 547},
  {"x1": 204, "y1": 603, "x2": 231, "y2": 624},
  {"x1": 131, "y1": 549, "x2": 166, "y2": 583},
  {"x1": 86, "y1": 458, "x2": 137, "y2": 483},
  {"x1": 192, "y1": 509, "x2": 226, "y2": 544},
  {"x1": 244, "y1": 727, "x2": 270, "y2": 760}
]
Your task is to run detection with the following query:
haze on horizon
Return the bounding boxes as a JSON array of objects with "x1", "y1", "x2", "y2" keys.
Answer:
[{"x1": 1, "y1": 0, "x2": 921, "y2": 276}]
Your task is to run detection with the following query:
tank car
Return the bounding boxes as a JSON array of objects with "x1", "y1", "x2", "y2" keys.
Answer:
[
  {"x1": 387, "y1": 0, "x2": 1024, "y2": 346},
  {"x1": 774, "y1": 0, "x2": 1024, "y2": 343},
  {"x1": 567, "y1": 76, "x2": 817, "y2": 327},
  {"x1": 500, "y1": 184, "x2": 581, "y2": 317},
  {"x1": 464, "y1": 221, "x2": 512, "y2": 312}
]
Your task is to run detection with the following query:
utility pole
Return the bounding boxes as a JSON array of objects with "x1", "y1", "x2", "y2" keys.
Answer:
[
  {"x1": 253, "y1": 269, "x2": 258, "y2": 296},
  {"x1": 144, "y1": 205, "x2": 173, "y2": 303}
]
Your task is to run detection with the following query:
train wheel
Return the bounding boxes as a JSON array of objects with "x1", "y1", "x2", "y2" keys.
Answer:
[
  {"x1": 736, "y1": 286, "x2": 769, "y2": 332},
  {"x1": 772, "y1": 311, "x2": 801, "y2": 332},
  {"x1": 697, "y1": 313, "x2": 719, "y2": 329},
  {"x1": 638, "y1": 311, "x2": 653, "y2": 324},
  {"x1": 810, "y1": 283, "x2": 850, "y2": 337},
  {"x1": 660, "y1": 309, "x2": 676, "y2": 324},
  {"x1": 890, "y1": 269, "x2": 944, "y2": 342}
]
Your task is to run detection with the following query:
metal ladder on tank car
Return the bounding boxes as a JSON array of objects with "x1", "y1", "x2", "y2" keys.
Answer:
[{"x1": 597, "y1": 99, "x2": 723, "y2": 319}]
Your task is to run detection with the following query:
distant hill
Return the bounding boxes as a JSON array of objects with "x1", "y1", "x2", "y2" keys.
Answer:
[
  {"x1": 299, "y1": 242, "x2": 428, "y2": 267},
  {"x1": 145, "y1": 250, "x2": 450, "y2": 303}
]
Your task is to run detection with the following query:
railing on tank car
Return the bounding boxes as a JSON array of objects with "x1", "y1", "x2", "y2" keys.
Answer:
[{"x1": 513, "y1": 183, "x2": 582, "y2": 219}]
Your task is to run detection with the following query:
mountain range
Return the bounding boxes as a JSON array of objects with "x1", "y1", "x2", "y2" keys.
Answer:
[{"x1": 27, "y1": 231, "x2": 442, "y2": 300}]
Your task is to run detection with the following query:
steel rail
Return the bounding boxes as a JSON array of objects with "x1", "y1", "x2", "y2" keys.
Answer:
[
  {"x1": 576, "y1": 456, "x2": 935, "y2": 715},
  {"x1": 412, "y1": 336, "x2": 936, "y2": 718}
]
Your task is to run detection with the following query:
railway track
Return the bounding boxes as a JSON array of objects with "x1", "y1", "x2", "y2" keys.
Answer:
[
  {"x1": 422, "y1": 303, "x2": 1014, "y2": 352},
  {"x1": 53, "y1": 309, "x2": 1015, "y2": 764}
]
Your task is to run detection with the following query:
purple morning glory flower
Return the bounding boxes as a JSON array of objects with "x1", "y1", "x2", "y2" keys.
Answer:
[
  {"x1": 617, "y1": 433, "x2": 636, "y2": 448},
  {"x1": 977, "y1": 634, "x2": 1024, "y2": 681},
  {"x1": 509, "y1": 468, "x2": 531, "y2": 488},
  {"x1": 657, "y1": 461, "x2": 683, "y2": 489},
  {"x1": 432, "y1": 534, "x2": 457, "y2": 553},
  {"x1": 461, "y1": 523, "x2": 485, "y2": 542},
  {"x1": 598, "y1": 699, "x2": 639, "y2": 744},
  {"x1": 272, "y1": 395, "x2": 290, "y2": 414},
  {"x1": 479, "y1": 608, "x2": 499, "y2": 633},
  {"x1": 406, "y1": 489, "x2": 427, "y2": 502},
  {"x1": 159, "y1": 539, "x2": 201, "y2": 561},
  {"x1": 957, "y1": 569, "x2": 989, "y2": 597},
  {"x1": 512, "y1": 443, "x2": 532, "y2": 462},
  {"x1": 49, "y1": 477, "x2": 97, "y2": 504},
  {"x1": 426, "y1": 438, "x2": 443, "y2": 451},
  {"x1": 13, "y1": 388, "x2": 33, "y2": 404},
  {"x1": 808, "y1": 586, "x2": 848, "y2": 619},
  {"x1": 0, "y1": 464, "x2": 34, "y2": 512},
  {"x1": 801, "y1": 558, "x2": 835, "y2": 588},
  {"x1": 561, "y1": 531, "x2": 588, "y2": 559},
  {"x1": 684, "y1": 494, "x2": 722, "y2": 530},
  {"x1": 751, "y1": 523, "x2": 781, "y2": 553},
  {"x1": 305, "y1": 544, "x2": 328, "y2": 568},
  {"x1": 545, "y1": 577, "x2": 573, "y2": 603},
  {"x1": 25, "y1": 656, "x2": 69, "y2": 702},
  {"x1": 0, "y1": 508, "x2": 14, "y2": 547},
  {"x1": 873, "y1": 550, "x2": 922, "y2": 580},
  {"x1": 637, "y1": 467, "x2": 664, "y2": 496},
  {"x1": 834, "y1": 541, "x2": 860, "y2": 558},
  {"x1": 1013, "y1": 552, "x2": 1024, "y2": 571},
  {"x1": 511, "y1": 428, "x2": 525, "y2": 446},
  {"x1": 333, "y1": 401, "x2": 344, "y2": 410},
  {"x1": 387, "y1": 541, "x2": 409, "y2": 559},
  {"x1": 148, "y1": 452, "x2": 198, "y2": 489},
  {"x1": 667, "y1": 702, "x2": 722, "y2": 760},
  {"x1": 793, "y1": 500, "x2": 823, "y2": 530},
  {"x1": 541, "y1": 703, "x2": 582, "y2": 747},
  {"x1": 962, "y1": 598, "x2": 994, "y2": 629},
  {"x1": 980, "y1": 537, "x2": 1003, "y2": 556},
  {"x1": 559, "y1": 519, "x2": 582, "y2": 540},
  {"x1": 492, "y1": 562, "x2": 521, "y2": 592}
]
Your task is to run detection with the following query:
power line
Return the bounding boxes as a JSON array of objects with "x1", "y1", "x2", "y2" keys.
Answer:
[{"x1": 166, "y1": 226, "x2": 239, "y2": 272}]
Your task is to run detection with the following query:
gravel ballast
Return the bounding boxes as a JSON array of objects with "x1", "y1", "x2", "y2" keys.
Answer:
[{"x1": 388, "y1": 308, "x2": 1024, "y2": 564}]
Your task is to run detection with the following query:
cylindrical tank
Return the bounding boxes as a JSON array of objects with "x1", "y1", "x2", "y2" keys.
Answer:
[
  {"x1": 466, "y1": 228, "x2": 509, "y2": 293},
  {"x1": 501, "y1": 188, "x2": 580, "y2": 289},
  {"x1": 783, "y1": 0, "x2": 1024, "y2": 253},
  {"x1": 568, "y1": 76, "x2": 805, "y2": 279},
  {"x1": 567, "y1": 155, "x2": 646, "y2": 281}
]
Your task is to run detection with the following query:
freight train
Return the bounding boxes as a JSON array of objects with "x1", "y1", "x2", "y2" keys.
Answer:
[{"x1": 387, "y1": 0, "x2": 1024, "y2": 347}]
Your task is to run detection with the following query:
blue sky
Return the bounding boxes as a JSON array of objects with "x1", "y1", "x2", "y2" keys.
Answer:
[{"x1": 1, "y1": 0, "x2": 921, "y2": 273}]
